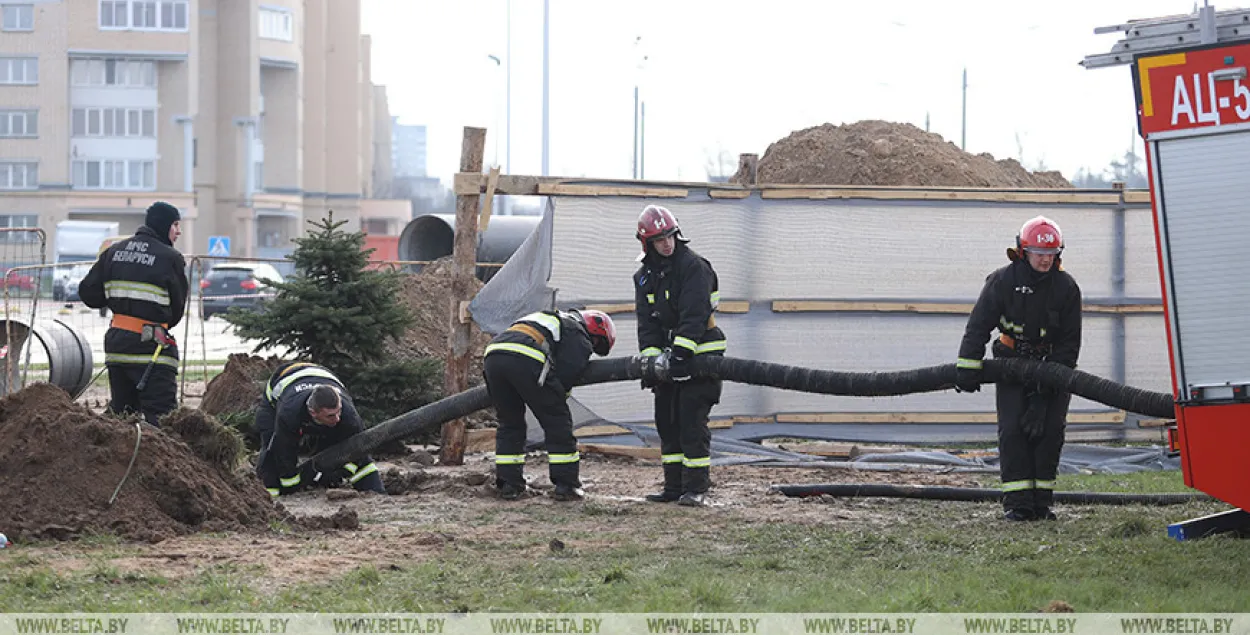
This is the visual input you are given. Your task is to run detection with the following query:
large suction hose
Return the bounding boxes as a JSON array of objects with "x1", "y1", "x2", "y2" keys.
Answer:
[{"x1": 305, "y1": 355, "x2": 1175, "y2": 471}]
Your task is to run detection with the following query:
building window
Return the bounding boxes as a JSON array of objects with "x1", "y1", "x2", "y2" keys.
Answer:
[
  {"x1": 0, "y1": 57, "x2": 37, "y2": 85},
  {"x1": 363, "y1": 218, "x2": 392, "y2": 235},
  {"x1": 71, "y1": 58, "x2": 157, "y2": 88},
  {"x1": 71, "y1": 159, "x2": 155, "y2": 191},
  {"x1": 0, "y1": 214, "x2": 38, "y2": 243},
  {"x1": 0, "y1": 110, "x2": 36, "y2": 137},
  {"x1": 99, "y1": 0, "x2": 186, "y2": 31},
  {"x1": 2, "y1": 4, "x2": 33, "y2": 31},
  {"x1": 259, "y1": 7, "x2": 292, "y2": 41},
  {"x1": 0, "y1": 162, "x2": 37, "y2": 190},
  {"x1": 72, "y1": 107, "x2": 156, "y2": 137}
]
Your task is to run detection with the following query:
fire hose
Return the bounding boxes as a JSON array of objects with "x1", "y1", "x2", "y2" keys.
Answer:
[{"x1": 304, "y1": 355, "x2": 1175, "y2": 473}]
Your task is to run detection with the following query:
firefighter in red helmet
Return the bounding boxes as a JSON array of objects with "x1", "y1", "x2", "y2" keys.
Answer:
[
  {"x1": 955, "y1": 215, "x2": 1083, "y2": 521},
  {"x1": 633, "y1": 204, "x2": 727, "y2": 507},
  {"x1": 484, "y1": 308, "x2": 616, "y2": 501}
]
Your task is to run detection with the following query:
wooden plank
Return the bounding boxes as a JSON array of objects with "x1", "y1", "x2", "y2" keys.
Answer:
[
  {"x1": 732, "y1": 415, "x2": 776, "y2": 424},
  {"x1": 579, "y1": 443, "x2": 661, "y2": 460},
  {"x1": 576, "y1": 424, "x2": 633, "y2": 437},
  {"x1": 1138, "y1": 418, "x2": 1177, "y2": 428},
  {"x1": 776, "y1": 442, "x2": 857, "y2": 458},
  {"x1": 708, "y1": 418, "x2": 735, "y2": 430},
  {"x1": 587, "y1": 301, "x2": 750, "y2": 315},
  {"x1": 478, "y1": 166, "x2": 500, "y2": 233},
  {"x1": 1123, "y1": 190, "x2": 1153, "y2": 204},
  {"x1": 536, "y1": 183, "x2": 689, "y2": 198},
  {"x1": 440, "y1": 127, "x2": 487, "y2": 467},
  {"x1": 465, "y1": 428, "x2": 496, "y2": 454},
  {"x1": 760, "y1": 188, "x2": 1122, "y2": 204},
  {"x1": 775, "y1": 411, "x2": 1127, "y2": 424},
  {"x1": 772, "y1": 300, "x2": 1162, "y2": 315},
  {"x1": 773, "y1": 300, "x2": 974, "y2": 314},
  {"x1": 709, "y1": 190, "x2": 751, "y2": 199}
]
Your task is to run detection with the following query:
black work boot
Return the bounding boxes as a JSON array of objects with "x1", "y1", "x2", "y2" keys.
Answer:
[
  {"x1": 645, "y1": 490, "x2": 681, "y2": 503},
  {"x1": 1034, "y1": 507, "x2": 1058, "y2": 521},
  {"x1": 646, "y1": 463, "x2": 683, "y2": 503},
  {"x1": 550, "y1": 484, "x2": 585, "y2": 502},
  {"x1": 677, "y1": 492, "x2": 707, "y2": 507},
  {"x1": 498, "y1": 482, "x2": 527, "y2": 501},
  {"x1": 1004, "y1": 508, "x2": 1035, "y2": 522}
]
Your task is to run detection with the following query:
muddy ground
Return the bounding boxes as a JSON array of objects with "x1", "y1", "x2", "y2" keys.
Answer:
[{"x1": 5, "y1": 454, "x2": 986, "y2": 590}]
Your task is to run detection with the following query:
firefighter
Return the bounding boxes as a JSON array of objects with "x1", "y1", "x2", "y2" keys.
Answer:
[
  {"x1": 79, "y1": 202, "x2": 188, "y2": 427},
  {"x1": 254, "y1": 361, "x2": 386, "y2": 498},
  {"x1": 633, "y1": 205, "x2": 727, "y2": 507},
  {"x1": 955, "y1": 216, "x2": 1082, "y2": 522},
  {"x1": 485, "y1": 309, "x2": 617, "y2": 501}
]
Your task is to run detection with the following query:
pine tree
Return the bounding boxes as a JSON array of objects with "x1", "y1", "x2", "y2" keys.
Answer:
[{"x1": 226, "y1": 212, "x2": 442, "y2": 422}]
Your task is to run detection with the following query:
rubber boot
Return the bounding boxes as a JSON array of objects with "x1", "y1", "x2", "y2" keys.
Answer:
[{"x1": 645, "y1": 463, "x2": 683, "y2": 503}]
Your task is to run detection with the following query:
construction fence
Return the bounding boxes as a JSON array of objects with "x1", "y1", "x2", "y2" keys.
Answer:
[{"x1": 0, "y1": 243, "x2": 499, "y2": 403}]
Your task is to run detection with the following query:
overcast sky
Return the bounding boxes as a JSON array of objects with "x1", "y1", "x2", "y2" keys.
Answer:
[{"x1": 361, "y1": 0, "x2": 1205, "y2": 185}]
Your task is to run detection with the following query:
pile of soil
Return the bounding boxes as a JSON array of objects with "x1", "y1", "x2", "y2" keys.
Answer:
[
  {"x1": 734, "y1": 120, "x2": 1072, "y2": 188},
  {"x1": 0, "y1": 383, "x2": 283, "y2": 542},
  {"x1": 394, "y1": 257, "x2": 493, "y2": 383},
  {"x1": 199, "y1": 353, "x2": 285, "y2": 416}
]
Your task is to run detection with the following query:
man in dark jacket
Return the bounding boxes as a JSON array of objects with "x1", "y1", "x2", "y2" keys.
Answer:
[
  {"x1": 955, "y1": 216, "x2": 1082, "y2": 522},
  {"x1": 633, "y1": 205, "x2": 727, "y2": 507},
  {"x1": 484, "y1": 309, "x2": 616, "y2": 501},
  {"x1": 254, "y1": 361, "x2": 386, "y2": 498},
  {"x1": 79, "y1": 202, "x2": 188, "y2": 427}
]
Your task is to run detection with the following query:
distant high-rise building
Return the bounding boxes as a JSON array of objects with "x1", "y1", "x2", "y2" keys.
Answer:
[
  {"x1": 0, "y1": 0, "x2": 401, "y2": 259},
  {"x1": 391, "y1": 119, "x2": 427, "y2": 178}
]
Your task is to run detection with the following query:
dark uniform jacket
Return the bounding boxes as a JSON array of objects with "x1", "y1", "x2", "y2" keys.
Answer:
[
  {"x1": 263, "y1": 363, "x2": 366, "y2": 494},
  {"x1": 633, "y1": 242, "x2": 726, "y2": 359},
  {"x1": 79, "y1": 225, "x2": 188, "y2": 365},
  {"x1": 486, "y1": 311, "x2": 595, "y2": 394},
  {"x1": 958, "y1": 259, "x2": 1082, "y2": 368}
]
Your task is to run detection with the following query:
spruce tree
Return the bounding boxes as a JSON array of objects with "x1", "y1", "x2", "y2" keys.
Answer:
[{"x1": 226, "y1": 212, "x2": 442, "y2": 422}]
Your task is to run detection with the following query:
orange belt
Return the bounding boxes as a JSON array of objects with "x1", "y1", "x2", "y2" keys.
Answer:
[
  {"x1": 507, "y1": 323, "x2": 546, "y2": 346},
  {"x1": 999, "y1": 333, "x2": 1017, "y2": 349},
  {"x1": 110, "y1": 314, "x2": 168, "y2": 334}
]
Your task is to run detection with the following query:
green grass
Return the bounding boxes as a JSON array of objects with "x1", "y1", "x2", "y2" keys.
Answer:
[{"x1": 1, "y1": 475, "x2": 1246, "y2": 613}]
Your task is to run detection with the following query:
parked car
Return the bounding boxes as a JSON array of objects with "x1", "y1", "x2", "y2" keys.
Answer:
[
  {"x1": 199, "y1": 263, "x2": 284, "y2": 320},
  {"x1": 0, "y1": 267, "x2": 36, "y2": 292},
  {"x1": 53, "y1": 264, "x2": 93, "y2": 301}
]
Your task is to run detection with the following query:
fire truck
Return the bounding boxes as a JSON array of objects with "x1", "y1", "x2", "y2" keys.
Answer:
[{"x1": 1084, "y1": 2, "x2": 1250, "y2": 539}]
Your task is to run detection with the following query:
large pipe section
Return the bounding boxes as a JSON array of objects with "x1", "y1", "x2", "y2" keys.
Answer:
[
  {"x1": 397, "y1": 213, "x2": 539, "y2": 282},
  {"x1": 305, "y1": 355, "x2": 1175, "y2": 472}
]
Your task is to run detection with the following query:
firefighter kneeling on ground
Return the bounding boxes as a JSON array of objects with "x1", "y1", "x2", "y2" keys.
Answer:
[
  {"x1": 955, "y1": 216, "x2": 1082, "y2": 522},
  {"x1": 254, "y1": 361, "x2": 386, "y2": 497},
  {"x1": 485, "y1": 309, "x2": 617, "y2": 502},
  {"x1": 634, "y1": 204, "x2": 727, "y2": 508}
]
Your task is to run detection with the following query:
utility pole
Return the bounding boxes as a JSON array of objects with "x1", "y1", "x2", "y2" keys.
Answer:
[
  {"x1": 961, "y1": 67, "x2": 967, "y2": 151},
  {"x1": 541, "y1": 0, "x2": 550, "y2": 176},
  {"x1": 633, "y1": 85, "x2": 639, "y2": 178},
  {"x1": 640, "y1": 101, "x2": 646, "y2": 179}
]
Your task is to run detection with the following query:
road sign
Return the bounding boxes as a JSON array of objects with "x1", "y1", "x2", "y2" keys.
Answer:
[{"x1": 208, "y1": 236, "x2": 231, "y2": 258}]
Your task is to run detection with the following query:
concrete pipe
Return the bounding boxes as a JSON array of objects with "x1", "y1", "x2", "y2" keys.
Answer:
[
  {"x1": 0, "y1": 317, "x2": 94, "y2": 399},
  {"x1": 398, "y1": 213, "x2": 540, "y2": 282}
]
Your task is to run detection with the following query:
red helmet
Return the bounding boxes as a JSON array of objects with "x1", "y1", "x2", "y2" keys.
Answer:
[
  {"x1": 636, "y1": 205, "x2": 681, "y2": 245},
  {"x1": 575, "y1": 309, "x2": 616, "y2": 356},
  {"x1": 1017, "y1": 216, "x2": 1063, "y2": 255}
]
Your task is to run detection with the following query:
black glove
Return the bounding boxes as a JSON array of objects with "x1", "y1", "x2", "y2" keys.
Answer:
[
  {"x1": 954, "y1": 367, "x2": 981, "y2": 393},
  {"x1": 669, "y1": 352, "x2": 691, "y2": 382},
  {"x1": 1022, "y1": 391, "x2": 1048, "y2": 441}
]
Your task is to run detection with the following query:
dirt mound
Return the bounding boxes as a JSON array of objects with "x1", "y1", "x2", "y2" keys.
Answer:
[
  {"x1": 735, "y1": 120, "x2": 1072, "y2": 188},
  {"x1": 0, "y1": 383, "x2": 283, "y2": 543},
  {"x1": 199, "y1": 353, "x2": 285, "y2": 416},
  {"x1": 395, "y1": 257, "x2": 493, "y2": 380},
  {"x1": 163, "y1": 408, "x2": 245, "y2": 472}
]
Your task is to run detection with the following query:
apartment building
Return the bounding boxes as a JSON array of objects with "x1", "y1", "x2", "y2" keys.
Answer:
[{"x1": 0, "y1": 0, "x2": 403, "y2": 261}]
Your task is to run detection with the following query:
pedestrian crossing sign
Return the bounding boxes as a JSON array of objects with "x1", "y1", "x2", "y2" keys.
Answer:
[{"x1": 208, "y1": 236, "x2": 231, "y2": 258}]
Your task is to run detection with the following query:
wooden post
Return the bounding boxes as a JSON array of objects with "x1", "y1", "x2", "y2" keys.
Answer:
[
  {"x1": 738, "y1": 153, "x2": 759, "y2": 185},
  {"x1": 440, "y1": 127, "x2": 487, "y2": 466}
]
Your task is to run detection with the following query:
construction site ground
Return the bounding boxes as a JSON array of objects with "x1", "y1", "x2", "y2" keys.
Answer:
[{"x1": 2, "y1": 451, "x2": 1247, "y2": 613}]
